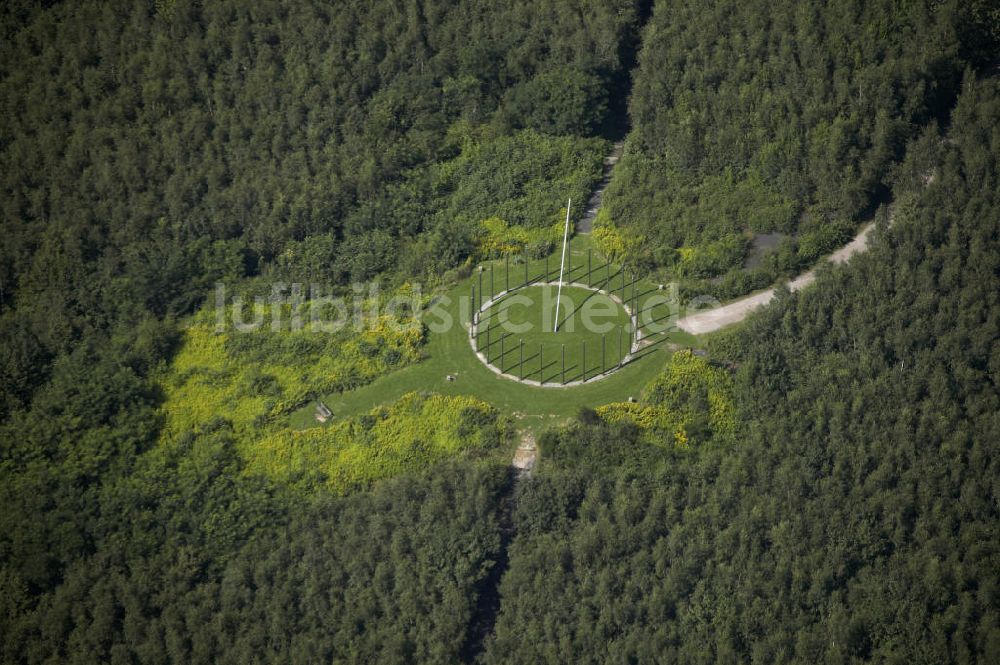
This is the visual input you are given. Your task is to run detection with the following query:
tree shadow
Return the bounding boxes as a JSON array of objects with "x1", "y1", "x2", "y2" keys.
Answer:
[{"x1": 535, "y1": 357, "x2": 559, "y2": 382}]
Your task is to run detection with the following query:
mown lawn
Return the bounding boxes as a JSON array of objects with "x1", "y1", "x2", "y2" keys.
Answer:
[{"x1": 291, "y1": 235, "x2": 701, "y2": 433}]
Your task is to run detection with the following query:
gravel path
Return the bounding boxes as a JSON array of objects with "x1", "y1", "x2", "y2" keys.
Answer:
[
  {"x1": 570, "y1": 141, "x2": 886, "y2": 337},
  {"x1": 577, "y1": 141, "x2": 624, "y2": 233},
  {"x1": 511, "y1": 430, "x2": 537, "y2": 475},
  {"x1": 676, "y1": 221, "x2": 880, "y2": 335}
]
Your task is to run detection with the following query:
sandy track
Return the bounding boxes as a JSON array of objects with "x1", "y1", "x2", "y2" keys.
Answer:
[
  {"x1": 676, "y1": 221, "x2": 879, "y2": 335},
  {"x1": 577, "y1": 141, "x2": 624, "y2": 233}
]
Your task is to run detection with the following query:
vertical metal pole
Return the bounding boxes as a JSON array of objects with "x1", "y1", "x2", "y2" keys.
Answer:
[
  {"x1": 519, "y1": 340, "x2": 524, "y2": 380},
  {"x1": 490, "y1": 265, "x2": 494, "y2": 298},
  {"x1": 479, "y1": 269, "x2": 483, "y2": 309},
  {"x1": 633, "y1": 277, "x2": 639, "y2": 340},
  {"x1": 471, "y1": 285, "x2": 475, "y2": 326},
  {"x1": 554, "y1": 198, "x2": 572, "y2": 332},
  {"x1": 631, "y1": 271, "x2": 636, "y2": 313},
  {"x1": 633, "y1": 289, "x2": 638, "y2": 345},
  {"x1": 486, "y1": 325, "x2": 491, "y2": 362},
  {"x1": 618, "y1": 327, "x2": 623, "y2": 367},
  {"x1": 524, "y1": 254, "x2": 528, "y2": 287},
  {"x1": 506, "y1": 255, "x2": 509, "y2": 291}
]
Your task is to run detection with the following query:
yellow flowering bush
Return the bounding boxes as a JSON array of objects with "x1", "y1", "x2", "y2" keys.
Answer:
[
  {"x1": 159, "y1": 288, "x2": 425, "y2": 441},
  {"x1": 591, "y1": 209, "x2": 645, "y2": 264},
  {"x1": 597, "y1": 350, "x2": 736, "y2": 447},
  {"x1": 157, "y1": 293, "x2": 505, "y2": 492},
  {"x1": 478, "y1": 216, "x2": 563, "y2": 258},
  {"x1": 244, "y1": 393, "x2": 504, "y2": 493}
]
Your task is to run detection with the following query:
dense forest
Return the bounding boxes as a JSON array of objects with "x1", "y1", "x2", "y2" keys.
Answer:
[
  {"x1": 0, "y1": 1, "x2": 647, "y2": 660},
  {"x1": 2, "y1": 0, "x2": 999, "y2": 662},
  {"x1": 599, "y1": 0, "x2": 998, "y2": 299},
  {"x1": 0, "y1": 0, "x2": 642, "y2": 417},
  {"x1": 486, "y1": 75, "x2": 1000, "y2": 663}
]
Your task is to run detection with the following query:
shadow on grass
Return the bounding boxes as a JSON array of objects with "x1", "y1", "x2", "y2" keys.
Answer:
[
  {"x1": 633, "y1": 285, "x2": 661, "y2": 302},
  {"x1": 555, "y1": 288, "x2": 609, "y2": 330},
  {"x1": 642, "y1": 309, "x2": 679, "y2": 329},
  {"x1": 533, "y1": 358, "x2": 559, "y2": 382},
  {"x1": 542, "y1": 361, "x2": 579, "y2": 385},
  {"x1": 554, "y1": 267, "x2": 633, "y2": 329},
  {"x1": 628, "y1": 335, "x2": 672, "y2": 364},
  {"x1": 480, "y1": 263, "x2": 642, "y2": 332}
]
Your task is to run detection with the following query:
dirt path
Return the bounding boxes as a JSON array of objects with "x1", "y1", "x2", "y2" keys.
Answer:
[
  {"x1": 511, "y1": 430, "x2": 537, "y2": 475},
  {"x1": 577, "y1": 141, "x2": 624, "y2": 234},
  {"x1": 676, "y1": 220, "x2": 881, "y2": 335},
  {"x1": 460, "y1": 430, "x2": 536, "y2": 662},
  {"x1": 459, "y1": 467, "x2": 516, "y2": 663},
  {"x1": 567, "y1": 141, "x2": 886, "y2": 339}
]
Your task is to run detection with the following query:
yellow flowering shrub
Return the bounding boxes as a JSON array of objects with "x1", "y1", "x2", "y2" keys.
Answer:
[
  {"x1": 478, "y1": 216, "x2": 563, "y2": 258},
  {"x1": 159, "y1": 288, "x2": 425, "y2": 441},
  {"x1": 156, "y1": 286, "x2": 507, "y2": 493},
  {"x1": 244, "y1": 393, "x2": 504, "y2": 493},
  {"x1": 591, "y1": 209, "x2": 645, "y2": 264},
  {"x1": 597, "y1": 402, "x2": 674, "y2": 431},
  {"x1": 597, "y1": 350, "x2": 736, "y2": 447}
]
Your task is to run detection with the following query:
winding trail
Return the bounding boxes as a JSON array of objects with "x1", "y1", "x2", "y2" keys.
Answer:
[
  {"x1": 675, "y1": 220, "x2": 882, "y2": 335},
  {"x1": 459, "y1": 430, "x2": 535, "y2": 663},
  {"x1": 463, "y1": 141, "x2": 889, "y2": 663},
  {"x1": 576, "y1": 140, "x2": 887, "y2": 337}
]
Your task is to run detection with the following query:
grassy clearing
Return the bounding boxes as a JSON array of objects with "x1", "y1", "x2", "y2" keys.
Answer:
[
  {"x1": 477, "y1": 285, "x2": 632, "y2": 382},
  {"x1": 244, "y1": 392, "x2": 506, "y2": 493},
  {"x1": 157, "y1": 296, "x2": 508, "y2": 492},
  {"x1": 156, "y1": 233, "x2": 708, "y2": 490},
  {"x1": 290, "y1": 235, "x2": 701, "y2": 433}
]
